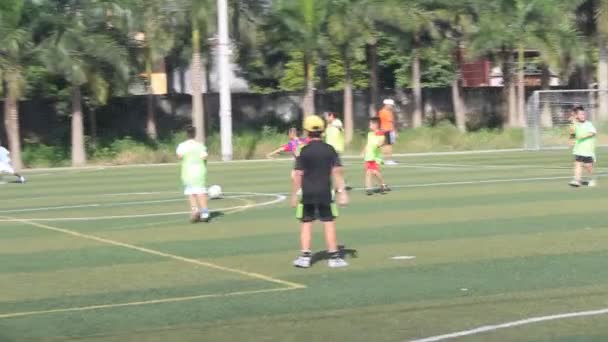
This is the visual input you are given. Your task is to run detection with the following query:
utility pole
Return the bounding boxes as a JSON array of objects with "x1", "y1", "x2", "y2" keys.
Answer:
[{"x1": 217, "y1": 0, "x2": 233, "y2": 161}]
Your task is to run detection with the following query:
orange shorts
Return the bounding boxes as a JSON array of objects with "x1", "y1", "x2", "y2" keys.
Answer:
[{"x1": 365, "y1": 161, "x2": 380, "y2": 171}]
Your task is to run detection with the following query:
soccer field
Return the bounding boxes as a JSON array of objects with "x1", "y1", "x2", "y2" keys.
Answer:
[{"x1": 2, "y1": 149, "x2": 608, "y2": 342}]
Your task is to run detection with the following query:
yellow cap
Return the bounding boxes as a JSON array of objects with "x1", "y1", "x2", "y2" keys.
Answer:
[{"x1": 303, "y1": 115, "x2": 325, "y2": 132}]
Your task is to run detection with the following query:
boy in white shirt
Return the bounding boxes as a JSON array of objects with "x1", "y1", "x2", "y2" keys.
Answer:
[{"x1": 0, "y1": 141, "x2": 25, "y2": 184}]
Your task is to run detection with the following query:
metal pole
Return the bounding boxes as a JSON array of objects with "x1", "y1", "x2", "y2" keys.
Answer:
[{"x1": 217, "y1": 0, "x2": 233, "y2": 161}]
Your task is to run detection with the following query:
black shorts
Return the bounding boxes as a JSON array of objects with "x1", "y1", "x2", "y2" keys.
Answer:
[
  {"x1": 384, "y1": 131, "x2": 396, "y2": 145},
  {"x1": 575, "y1": 155, "x2": 594, "y2": 164},
  {"x1": 296, "y1": 203, "x2": 338, "y2": 223}
]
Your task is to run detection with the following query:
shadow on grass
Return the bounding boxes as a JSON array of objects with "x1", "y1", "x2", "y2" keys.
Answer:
[
  {"x1": 208, "y1": 211, "x2": 225, "y2": 222},
  {"x1": 311, "y1": 245, "x2": 358, "y2": 266}
]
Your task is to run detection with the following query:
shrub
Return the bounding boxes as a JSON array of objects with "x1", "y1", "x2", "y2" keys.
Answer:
[{"x1": 20, "y1": 124, "x2": 527, "y2": 168}]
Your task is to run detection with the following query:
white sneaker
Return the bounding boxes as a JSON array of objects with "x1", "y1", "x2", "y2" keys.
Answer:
[
  {"x1": 588, "y1": 179, "x2": 597, "y2": 187},
  {"x1": 569, "y1": 180, "x2": 581, "y2": 187},
  {"x1": 328, "y1": 258, "x2": 349, "y2": 268},
  {"x1": 19, "y1": 176, "x2": 26, "y2": 184},
  {"x1": 293, "y1": 256, "x2": 311, "y2": 268},
  {"x1": 200, "y1": 211, "x2": 210, "y2": 222}
]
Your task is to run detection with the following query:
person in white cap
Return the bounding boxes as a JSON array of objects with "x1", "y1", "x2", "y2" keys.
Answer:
[{"x1": 378, "y1": 99, "x2": 397, "y2": 165}]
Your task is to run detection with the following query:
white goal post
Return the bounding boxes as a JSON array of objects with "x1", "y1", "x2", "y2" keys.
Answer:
[{"x1": 526, "y1": 89, "x2": 608, "y2": 150}]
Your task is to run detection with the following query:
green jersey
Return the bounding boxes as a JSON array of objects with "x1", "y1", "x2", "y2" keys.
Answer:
[
  {"x1": 177, "y1": 140, "x2": 208, "y2": 187},
  {"x1": 325, "y1": 119, "x2": 345, "y2": 154},
  {"x1": 364, "y1": 131, "x2": 384, "y2": 162},
  {"x1": 573, "y1": 121, "x2": 597, "y2": 158}
]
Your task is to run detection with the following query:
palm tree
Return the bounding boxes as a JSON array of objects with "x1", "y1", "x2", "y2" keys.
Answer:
[
  {"x1": 326, "y1": 0, "x2": 371, "y2": 143},
  {"x1": 468, "y1": 0, "x2": 581, "y2": 127},
  {"x1": 40, "y1": 1, "x2": 128, "y2": 166},
  {"x1": 190, "y1": 0, "x2": 215, "y2": 143},
  {"x1": 0, "y1": 1, "x2": 31, "y2": 170},
  {"x1": 130, "y1": 0, "x2": 178, "y2": 140},
  {"x1": 432, "y1": 0, "x2": 476, "y2": 132},
  {"x1": 270, "y1": 0, "x2": 328, "y2": 116},
  {"x1": 372, "y1": 0, "x2": 438, "y2": 128}
]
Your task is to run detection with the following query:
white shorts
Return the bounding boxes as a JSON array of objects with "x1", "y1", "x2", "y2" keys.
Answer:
[
  {"x1": 0, "y1": 163, "x2": 14, "y2": 174},
  {"x1": 184, "y1": 186, "x2": 207, "y2": 195}
]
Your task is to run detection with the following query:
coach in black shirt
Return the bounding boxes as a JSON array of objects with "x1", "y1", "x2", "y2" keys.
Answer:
[{"x1": 291, "y1": 115, "x2": 349, "y2": 268}]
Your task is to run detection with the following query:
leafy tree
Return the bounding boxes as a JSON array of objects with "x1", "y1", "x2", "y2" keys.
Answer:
[
  {"x1": 372, "y1": 0, "x2": 439, "y2": 128},
  {"x1": 268, "y1": 0, "x2": 328, "y2": 116},
  {"x1": 0, "y1": 0, "x2": 31, "y2": 170},
  {"x1": 467, "y1": 0, "x2": 581, "y2": 127},
  {"x1": 39, "y1": 0, "x2": 128, "y2": 166},
  {"x1": 189, "y1": 0, "x2": 215, "y2": 142},
  {"x1": 326, "y1": 0, "x2": 372, "y2": 143},
  {"x1": 130, "y1": 0, "x2": 178, "y2": 140}
]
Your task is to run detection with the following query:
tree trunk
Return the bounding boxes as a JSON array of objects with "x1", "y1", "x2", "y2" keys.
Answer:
[
  {"x1": 517, "y1": 44, "x2": 526, "y2": 127},
  {"x1": 145, "y1": 56, "x2": 158, "y2": 140},
  {"x1": 412, "y1": 47, "x2": 423, "y2": 128},
  {"x1": 4, "y1": 77, "x2": 22, "y2": 170},
  {"x1": 302, "y1": 56, "x2": 315, "y2": 117},
  {"x1": 451, "y1": 77, "x2": 466, "y2": 132},
  {"x1": 540, "y1": 63, "x2": 553, "y2": 127},
  {"x1": 452, "y1": 43, "x2": 467, "y2": 132},
  {"x1": 71, "y1": 86, "x2": 87, "y2": 167},
  {"x1": 368, "y1": 39, "x2": 379, "y2": 117},
  {"x1": 598, "y1": 36, "x2": 608, "y2": 122},
  {"x1": 343, "y1": 58, "x2": 354, "y2": 144},
  {"x1": 191, "y1": 21, "x2": 206, "y2": 142},
  {"x1": 502, "y1": 49, "x2": 517, "y2": 127}
]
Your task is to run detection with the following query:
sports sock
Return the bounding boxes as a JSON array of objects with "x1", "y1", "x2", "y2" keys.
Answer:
[
  {"x1": 301, "y1": 250, "x2": 312, "y2": 258},
  {"x1": 328, "y1": 250, "x2": 340, "y2": 259}
]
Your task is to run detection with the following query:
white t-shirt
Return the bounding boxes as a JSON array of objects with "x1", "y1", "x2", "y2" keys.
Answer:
[{"x1": 0, "y1": 147, "x2": 10, "y2": 164}]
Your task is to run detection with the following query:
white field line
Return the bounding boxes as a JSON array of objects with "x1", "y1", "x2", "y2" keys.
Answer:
[
  {"x1": 0, "y1": 287, "x2": 299, "y2": 320},
  {"x1": 0, "y1": 194, "x2": 265, "y2": 214},
  {"x1": 408, "y1": 307, "x2": 608, "y2": 342},
  {"x1": 1, "y1": 216, "x2": 305, "y2": 290},
  {"x1": 0, "y1": 192, "x2": 285, "y2": 220}
]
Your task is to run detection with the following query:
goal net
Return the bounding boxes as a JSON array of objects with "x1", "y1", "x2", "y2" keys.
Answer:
[{"x1": 526, "y1": 89, "x2": 608, "y2": 150}]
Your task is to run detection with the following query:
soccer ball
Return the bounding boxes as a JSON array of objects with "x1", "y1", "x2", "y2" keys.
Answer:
[{"x1": 208, "y1": 185, "x2": 223, "y2": 199}]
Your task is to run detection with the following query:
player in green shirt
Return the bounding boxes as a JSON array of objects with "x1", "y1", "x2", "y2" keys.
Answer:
[
  {"x1": 569, "y1": 106, "x2": 597, "y2": 187},
  {"x1": 362, "y1": 117, "x2": 389, "y2": 195},
  {"x1": 324, "y1": 112, "x2": 345, "y2": 154},
  {"x1": 176, "y1": 126, "x2": 210, "y2": 222}
]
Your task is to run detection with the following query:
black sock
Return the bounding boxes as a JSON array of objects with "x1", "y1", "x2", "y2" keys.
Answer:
[
  {"x1": 329, "y1": 250, "x2": 340, "y2": 259},
  {"x1": 301, "y1": 250, "x2": 312, "y2": 258}
]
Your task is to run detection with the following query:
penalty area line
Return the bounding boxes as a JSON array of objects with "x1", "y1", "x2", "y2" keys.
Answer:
[
  {"x1": 1, "y1": 216, "x2": 305, "y2": 290},
  {"x1": 408, "y1": 307, "x2": 608, "y2": 342},
  {"x1": 0, "y1": 286, "x2": 300, "y2": 320}
]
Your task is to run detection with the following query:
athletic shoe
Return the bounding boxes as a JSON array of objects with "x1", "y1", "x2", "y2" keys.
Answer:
[
  {"x1": 366, "y1": 189, "x2": 374, "y2": 196},
  {"x1": 293, "y1": 255, "x2": 311, "y2": 268},
  {"x1": 328, "y1": 258, "x2": 349, "y2": 268},
  {"x1": 385, "y1": 160, "x2": 398, "y2": 166},
  {"x1": 588, "y1": 179, "x2": 597, "y2": 187},
  {"x1": 569, "y1": 180, "x2": 581, "y2": 187},
  {"x1": 200, "y1": 211, "x2": 210, "y2": 223},
  {"x1": 18, "y1": 176, "x2": 26, "y2": 184}
]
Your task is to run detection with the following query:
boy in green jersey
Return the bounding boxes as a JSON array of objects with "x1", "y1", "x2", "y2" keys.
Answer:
[
  {"x1": 569, "y1": 106, "x2": 597, "y2": 187},
  {"x1": 176, "y1": 126, "x2": 210, "y2": 222},
  {"x1": 362, "y1": 117, "x2": 390, "y2": 195}
]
